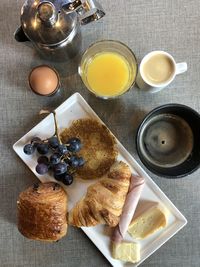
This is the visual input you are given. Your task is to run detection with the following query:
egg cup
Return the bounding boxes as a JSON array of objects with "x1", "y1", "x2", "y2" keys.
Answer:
[{"x1": 28, "y1": 65, "x2": 60, "y2": 97}]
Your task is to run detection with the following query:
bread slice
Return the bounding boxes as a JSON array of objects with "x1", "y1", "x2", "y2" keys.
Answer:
[{"x1": 60, "y1": 118, "x2": 118, "y2": 180}]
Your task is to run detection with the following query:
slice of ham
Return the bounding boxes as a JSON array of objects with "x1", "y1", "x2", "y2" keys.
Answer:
[{"x1": 111, "y1": 174, "x2": 145, "y2": 243}]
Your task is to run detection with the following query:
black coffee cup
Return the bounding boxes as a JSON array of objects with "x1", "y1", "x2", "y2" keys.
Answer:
[{"x1": 136, "y1": 104, "x2": 200, "y2": 178}]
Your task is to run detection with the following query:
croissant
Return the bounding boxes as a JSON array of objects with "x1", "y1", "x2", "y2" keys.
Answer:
[
  {"x1": 69, "y1": 161, "x2": 131, "y2": 227},
  {"x1": 17, "y1": 182, "x2": 68, "y2": 242}
]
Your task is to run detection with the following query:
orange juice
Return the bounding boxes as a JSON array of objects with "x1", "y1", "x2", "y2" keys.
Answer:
[{"x1": 85, "y1": 52, "x2": 131, "y2": 97}]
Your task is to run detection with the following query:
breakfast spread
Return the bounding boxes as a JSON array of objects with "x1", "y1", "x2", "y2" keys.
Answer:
[
  {"x1": 17, "y1": 182, "x2": 68, "y2": 242},
  {"x1": 112, "y1": 242, "x2": 140, "y2": 263},
  {"x1": 128, "y1": 204, "x2": 168, "y2": 239},
  {"x1": 61, "y1": 118, "x2": 118, "y2": 180},
  {"x1": 13, "y1": 0, "x2": 188, "y2": 265},
  {"x1": 16, "y1": 114, "x2": 171, "y2": 264},
  {"x1": 13, "y1": 97, "x2": 188, "y2": 266}
]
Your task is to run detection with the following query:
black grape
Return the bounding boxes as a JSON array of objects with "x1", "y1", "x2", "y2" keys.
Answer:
[
  {"x1": 31, "y1": 137, "x2": 41, "y2": 147},
  {"x1": 37, "y1": 156, "x2": 49, "y2": 164},
  {"x1": 37, "y1": 143, "x2": 49, "y2": 155},
  {"x1": 67, "y1": 138, "x2": 82, "y2": 152},
  {"x1": 61, "y1": 173, "x2": 74, "y2": 186},
  {"x1": 68, "y1": 156, "x2": 80, "y2": 168},
  {"x1": 48, "y1": 136, "x2": 59, "y2": 149},
  {"x1": 50, "y1": 153, "x2": 61, "y2": 165},
  {"x1": 57, "y1": 144, "x2": 68, "y2": 155},
  {"x1": 36, "y1": 163, "x2": 49, "y2": 175},
  {"x1": 23, "y1": 144, "x2": 35, "y2": 155},
  {"x1": 54, "y1": 162, "x2": 68, "y2": 175},
  {"x1": 77, "y1": 157, "x2": 85, "y2": 167}
]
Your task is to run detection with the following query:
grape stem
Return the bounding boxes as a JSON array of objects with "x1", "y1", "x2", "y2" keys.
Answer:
[
  {"x1": 39, "y1": 109, "x2": 62, "y2": 144},
  {"x1": 52, "y1": 111, "x2": 62, "y2": 144}
]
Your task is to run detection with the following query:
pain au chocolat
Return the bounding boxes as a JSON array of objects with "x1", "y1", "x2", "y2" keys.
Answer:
[{"x1": 17, "y1": 182, "x2": 68, "y2": 242}]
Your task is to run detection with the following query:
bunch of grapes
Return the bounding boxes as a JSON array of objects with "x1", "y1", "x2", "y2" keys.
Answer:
[{"x1": 23, "y1": 136, "x2": 84, "y2": 186}]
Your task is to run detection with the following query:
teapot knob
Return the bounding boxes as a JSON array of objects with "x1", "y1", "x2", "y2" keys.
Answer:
[{"x1": 38, "y1": 2, "x2": 57, "y2": 25}]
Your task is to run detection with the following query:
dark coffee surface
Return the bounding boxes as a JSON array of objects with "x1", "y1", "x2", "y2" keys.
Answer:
[{"x1": 141, "y1": 114, "x2": 194, "y2": 167}]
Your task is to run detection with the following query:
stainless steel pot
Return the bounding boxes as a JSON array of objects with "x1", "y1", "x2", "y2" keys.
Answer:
[{"x1": 14, "y1": 0, "x2": 105, "y2": 61}]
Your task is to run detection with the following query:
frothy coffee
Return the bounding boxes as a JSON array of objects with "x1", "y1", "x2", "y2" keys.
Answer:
[{"x1": 142, "y1": 54, "x2": 175, "y2": 85}]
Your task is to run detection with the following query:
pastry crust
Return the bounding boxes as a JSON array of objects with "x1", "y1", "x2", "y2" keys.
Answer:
[
  {"x1": 17, "y1": 182, "x2": 68, "y2": 242},
  {"x1": 60, "y1": 118, "x2": 118, "y2": 180},
  {"x1": 68, "y1": 161, "x2": 131, "y2": 227}
]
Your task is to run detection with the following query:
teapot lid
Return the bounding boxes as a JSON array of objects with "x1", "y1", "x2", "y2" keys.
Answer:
[{"x1": 21, "y1": 0, "x2": 77, "y2": 45}]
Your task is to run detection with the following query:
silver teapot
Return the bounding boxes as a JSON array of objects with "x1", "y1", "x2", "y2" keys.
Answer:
[{"x1": 15, "y1": 0, "x2": 105, "y2": 61}]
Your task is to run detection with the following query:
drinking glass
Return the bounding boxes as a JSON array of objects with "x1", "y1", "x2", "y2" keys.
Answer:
[{"x1": 79, "y1": 40, "x2": 138, "y2": 99}]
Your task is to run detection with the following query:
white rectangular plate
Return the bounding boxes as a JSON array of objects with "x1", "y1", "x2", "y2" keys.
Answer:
[{"x1": 13, "y1": 93, "x2": 187, "y2": 267}]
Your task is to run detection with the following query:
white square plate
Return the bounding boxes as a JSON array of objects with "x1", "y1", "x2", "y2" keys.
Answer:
[{"x1": 13, "y1": 93, "x2": 187, "y2": 267}]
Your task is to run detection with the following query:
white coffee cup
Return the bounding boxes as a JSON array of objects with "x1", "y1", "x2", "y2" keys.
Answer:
[{"x1": 136, "y1": 51, "x2": 188, "y2": 93}]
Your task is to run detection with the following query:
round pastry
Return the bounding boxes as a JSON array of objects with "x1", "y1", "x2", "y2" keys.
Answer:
[
  {"x1": 17, "y1": 182, "x2": 67, "y2": 242},
  {"x1": 60, "y1": 118, "x2": 118, "y2": 180}
]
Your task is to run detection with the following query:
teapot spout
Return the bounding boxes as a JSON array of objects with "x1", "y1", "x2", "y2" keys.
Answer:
[{"x1": 14, "y1": 26, "x2": 30, "y2": 42}]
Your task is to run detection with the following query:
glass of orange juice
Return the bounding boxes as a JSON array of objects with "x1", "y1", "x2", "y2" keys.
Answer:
[{"x1": 79, "y1": 40, "x2": 138, "y2": 99}]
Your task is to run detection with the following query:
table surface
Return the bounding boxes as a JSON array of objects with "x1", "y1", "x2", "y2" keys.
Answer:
[{"x1": 1, "y1": 0, "x2": 200, "y2": 266}]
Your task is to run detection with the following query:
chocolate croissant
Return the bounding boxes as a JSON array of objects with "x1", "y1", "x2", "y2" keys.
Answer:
[
  {"x1": 17, "y1": 182, "x2": 68, "y2": 242},
  {"x1": 69, "y1": 161, "x2": 131, "y2": 227}
]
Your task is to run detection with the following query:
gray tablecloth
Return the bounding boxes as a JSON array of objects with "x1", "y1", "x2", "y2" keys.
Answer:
[{"x1": 1, "y1": 0, "x2": 200, "y2": 266}]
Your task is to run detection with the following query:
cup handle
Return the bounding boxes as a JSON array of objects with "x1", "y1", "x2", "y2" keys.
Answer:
[{"x1": 176, "y1": 62, "x2": 188, "y2": 75}]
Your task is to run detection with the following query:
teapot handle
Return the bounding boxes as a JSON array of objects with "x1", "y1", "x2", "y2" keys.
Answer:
[
  {"x1": 62, "y1": 0, "x2": 105, "y2": 25},
  {"x1": 14, "y1": 26, "x2": 30, "y2": 42}
]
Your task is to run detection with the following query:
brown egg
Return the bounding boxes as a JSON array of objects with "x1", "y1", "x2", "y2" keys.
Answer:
[{"x1": 29, "y1": 65, "x2": 59, "y2": 96}]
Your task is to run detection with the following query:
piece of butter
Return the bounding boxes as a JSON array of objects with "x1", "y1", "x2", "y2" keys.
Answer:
[
  {"x1": 112, "y1": 242, "x2": 140, "y2": 263},
  {"x1": 128, "y1": 205, "x2": 168, "y2": 239}
]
